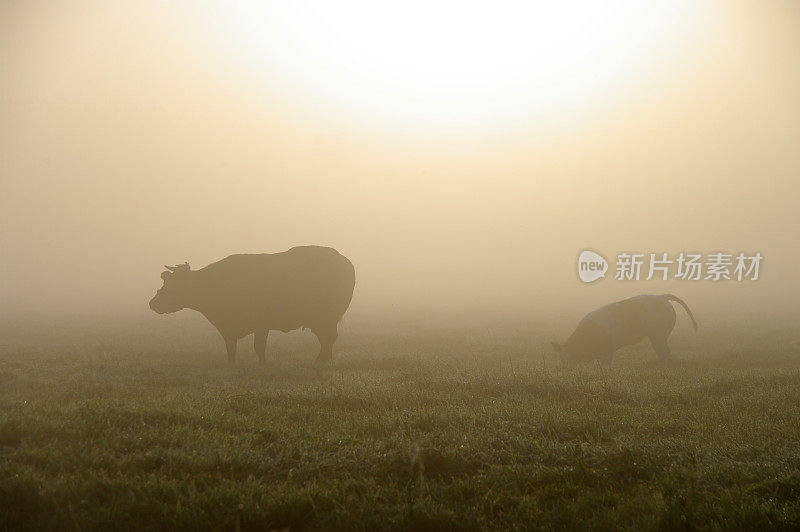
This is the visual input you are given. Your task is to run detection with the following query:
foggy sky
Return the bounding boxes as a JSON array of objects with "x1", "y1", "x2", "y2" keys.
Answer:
[{"x1": 2, "y1": 1, "x2": 799, "y2": 322}]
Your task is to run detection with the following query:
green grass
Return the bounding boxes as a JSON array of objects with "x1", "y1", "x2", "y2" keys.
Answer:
[{"x1": 1, "y1": 315, "x2": 800, "y2": 530}]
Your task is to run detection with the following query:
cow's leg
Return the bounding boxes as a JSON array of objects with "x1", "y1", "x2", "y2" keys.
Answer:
[
  {"x1": 649, "y1": 335, "x2": 671, "y2": 362},
  {"x1": 224, "y1": 336, "x2": 237, "y2": 364},
  {"x1": 254, "y1": 331, "x2": 268, "y2": 364},
  {"x1": 312, "y1": 322, "x2": 338, "y2": 363}
]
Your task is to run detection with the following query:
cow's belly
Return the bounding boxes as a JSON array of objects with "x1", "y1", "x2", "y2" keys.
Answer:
[
  {"x1": 230, "y1": 317, "x2": 306, "y2": 339},
  {"x1": 614, "y1": 328, "x2": 646, "y2": 348},
  {"x1": 210, "y1": 289, "x2": 344, "y2": 338}
]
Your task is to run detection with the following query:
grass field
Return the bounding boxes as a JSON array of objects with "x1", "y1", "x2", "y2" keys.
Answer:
[{"x1": 2, "y1": 314, "x2": 800, "y2": 530}]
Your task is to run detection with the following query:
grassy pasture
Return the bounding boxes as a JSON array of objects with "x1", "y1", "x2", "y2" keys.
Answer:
[{"x1": 1, "y1": 315, "x2": 800, "y2": 530}]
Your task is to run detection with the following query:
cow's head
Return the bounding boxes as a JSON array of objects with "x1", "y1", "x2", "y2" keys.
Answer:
[
  {"x1": 550, "y1": 341, "x2": 573, "y2": 366},
  {"x1": 149, "y1": 263, "x2": 192, "y2": 314}
]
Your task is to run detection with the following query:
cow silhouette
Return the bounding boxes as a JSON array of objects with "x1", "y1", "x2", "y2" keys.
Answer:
[
  {"x1": 551, "y1": 294, "x2": 698, "y2": 365},
  {"x1": 149, "y1": 246, "x2": 355, "y2": 363}
]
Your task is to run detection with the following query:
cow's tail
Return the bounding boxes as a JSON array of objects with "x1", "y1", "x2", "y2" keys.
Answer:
[{"x1": 664, "y1": 294, "x2": 698, "y2": 331}]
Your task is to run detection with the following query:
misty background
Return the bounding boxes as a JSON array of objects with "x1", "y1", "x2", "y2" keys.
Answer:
[{"x1": 2, "y1": 1, "x2": 799, "y2": 329}]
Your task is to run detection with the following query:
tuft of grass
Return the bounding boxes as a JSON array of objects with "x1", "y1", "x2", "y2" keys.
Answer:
[{"x1": 0, "y1": 421, "x2": 23, "y2": 448}]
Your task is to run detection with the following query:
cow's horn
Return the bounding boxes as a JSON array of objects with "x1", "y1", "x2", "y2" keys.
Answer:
[{"x1": 165, "y1": 265, "x2": 177, "y2": 272}]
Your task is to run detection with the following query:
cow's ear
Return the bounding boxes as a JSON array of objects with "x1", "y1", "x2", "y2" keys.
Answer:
[
  {"x1": 161, "y1": 271, "x2": 173, "y2": 281},
  {"x1": 550, "y1": 341, "x2": 562, "y2": 353}
]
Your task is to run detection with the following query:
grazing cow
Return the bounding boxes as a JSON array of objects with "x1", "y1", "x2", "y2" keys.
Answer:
[
  {"x1": 551, "y1": 294, "x2": 698, "y2": 365},
  {"x1": 149, "y1": 246, "x2": 355, "y2": 363}
]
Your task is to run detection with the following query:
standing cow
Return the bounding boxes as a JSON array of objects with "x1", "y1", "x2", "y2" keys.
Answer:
[
  {"x1": 551, "y1": 294, "x2": 698, "y2": 365},
  {"x1": 149, "y1": 246, "x2": 355, "y2": 363}
]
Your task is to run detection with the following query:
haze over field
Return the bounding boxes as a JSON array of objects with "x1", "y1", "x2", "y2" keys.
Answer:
[
  {"x1": 2, "y1": 1, "x2": 799, "y2": 322},
  {"x1": 4, "y1": 4, "x2": 800, "y2": 530}
]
